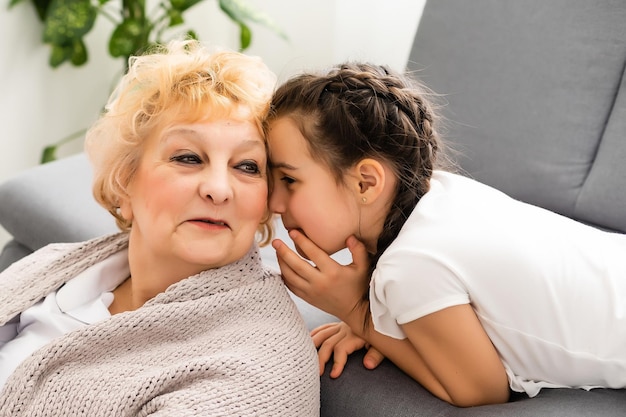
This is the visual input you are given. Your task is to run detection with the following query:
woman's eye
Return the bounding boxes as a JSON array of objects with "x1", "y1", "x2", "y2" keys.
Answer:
[
  {"x1": 171, "y1": 153, "x2": 201, "y2": 164},
  {"x1": 237, "y1": 160, "x2": 261, "y2": 175}
]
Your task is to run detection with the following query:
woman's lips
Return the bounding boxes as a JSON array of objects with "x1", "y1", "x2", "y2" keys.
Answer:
[{"x1": 189, "y1": 218, "x2": 230, "y2": 229}]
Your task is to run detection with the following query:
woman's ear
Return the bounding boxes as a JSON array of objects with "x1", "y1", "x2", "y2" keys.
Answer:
[
  {"x1": 118, "y1": 195, "x2": 134, "y2": 223},
  {"x1": 353, "y1": 158, "x2": 387, "y2": 204}
]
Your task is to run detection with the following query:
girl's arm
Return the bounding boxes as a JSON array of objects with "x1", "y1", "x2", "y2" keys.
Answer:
[
  {"x1": 347, "y1": 302, "x2": 510, "y2": 407},
  {"x1": 275, "y1": 230, "x2": 509, "y2": 407}
]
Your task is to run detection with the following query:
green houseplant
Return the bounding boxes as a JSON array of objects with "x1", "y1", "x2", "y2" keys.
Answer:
[{"x1": 8, "y1": 0, "x2": 286, "y2": 162}]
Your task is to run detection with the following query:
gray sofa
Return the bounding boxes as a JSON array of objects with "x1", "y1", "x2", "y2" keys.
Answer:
[{"x1": 1, "y1": 0, "x2": 626, "y2": 415}]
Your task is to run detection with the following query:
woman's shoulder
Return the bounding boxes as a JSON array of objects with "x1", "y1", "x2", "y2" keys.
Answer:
[
  {"x1": 0, "y1": 233, "x2": 128, "y2": 325},
  {"x1": 1, "y1": 233, "x2": 127, "y2": 279}
]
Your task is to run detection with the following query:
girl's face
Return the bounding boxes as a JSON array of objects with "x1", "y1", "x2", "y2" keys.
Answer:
[
  {"x1": 268, "y1": 117, "x2": 360, "y2": 256},
  {"x1": 120, "y1": 118, "x2": 268, "y2": 278}
]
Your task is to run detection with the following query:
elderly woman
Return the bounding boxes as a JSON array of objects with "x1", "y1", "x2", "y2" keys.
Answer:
[{"x1": 0, "y1": 40, "x2": 319, "y2": 416}]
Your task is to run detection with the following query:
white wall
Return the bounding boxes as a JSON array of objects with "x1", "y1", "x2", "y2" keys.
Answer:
[{"x1": 0, "y1": 0, "x2": 425, "y2": 248}]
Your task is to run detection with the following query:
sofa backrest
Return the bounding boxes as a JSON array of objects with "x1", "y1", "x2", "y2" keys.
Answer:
[{"x1": 408, "y1": 0, "x2": 626, "y2": 233}]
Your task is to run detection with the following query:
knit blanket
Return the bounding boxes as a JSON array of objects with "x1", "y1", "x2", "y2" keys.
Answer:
[{"x1": 0, "y1": 233, "x2": 319, "y2": 416}]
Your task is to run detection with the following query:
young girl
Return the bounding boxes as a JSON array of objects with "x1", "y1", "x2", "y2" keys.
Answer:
[{"x1": 266, "y1": 62, "x2": 626, "y2": 407}]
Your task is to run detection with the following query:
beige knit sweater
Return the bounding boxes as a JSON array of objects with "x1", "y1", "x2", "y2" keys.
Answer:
[{"x1": 0, "y1": 233, "x2": 319, "y2": 416}]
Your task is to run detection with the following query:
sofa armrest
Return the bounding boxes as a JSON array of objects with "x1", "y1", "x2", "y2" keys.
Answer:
[
  {"x1": 0, "y1": 239, "x2": 31, "y2": 272},
  {"x1": 0, "y1": 153, "x2": 118, "y2": 255}
]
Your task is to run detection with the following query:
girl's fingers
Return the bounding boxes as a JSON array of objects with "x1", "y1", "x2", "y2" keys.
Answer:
[
  {"x1": 272, "y1": 239, "x2": 317, "y2": 281},
  {"x1": 363, "y1": 346, "x2": 385, "y2": 370},
  {"x1": 329, "y1": 349, "x2": 349, "y2": 378},
  {"x1": 288, "y1": 229, "x2": 339, "y2": 271},
  {"x1": 314, "y1": 325, "x2": 345, "y2": 375},
  {"x1": 311, "y1": 323, "x2": 341, "y2": 347},
  {"x1": 317, "y1": 340, "x2": 335, "y2": 375},
  {"x1": 272, "y1": 238, "x2": 315, "y2": 285},
  {"x1": 310, "y1": 322, "x2": 339, "y2": 338},
  {"x1": 275, "y1": 249, "x2": 309, "y2": 297},
  {"x1": 273, "y1": 234, "x2": 371, "y2": 319},
  {"x1": 346, "y1": 235, "x2": 370, "y2": 273},
  {"x1": 328, "y1": 336, "x2": 366, "y2": 378}
]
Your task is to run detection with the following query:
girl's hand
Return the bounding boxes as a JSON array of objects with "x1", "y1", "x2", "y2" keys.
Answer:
[
  {"x1": 311, "y1": 321, "x2": 385, "y2": 377},
  {"x1": 311, "y1": 322, "x2": 387, "y2": 377},
  {"x1": 362, "y1": 345, "x2": 386, "y2": 370},
  {"x1": 272, "y1": 231, "x2": 370, "y2": 321}
]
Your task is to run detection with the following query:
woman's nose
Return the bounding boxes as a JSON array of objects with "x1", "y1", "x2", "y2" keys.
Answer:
[{"x1": 199, "y1": 168, "x2": 233, "y2": 204}]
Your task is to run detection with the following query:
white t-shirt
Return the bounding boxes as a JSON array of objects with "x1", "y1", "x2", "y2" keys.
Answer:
[
  {"x1": 0, "y1": 249, "x2": 129, "y2": 389},
  {"x1": 370, "y1": 171, "x2": 626, "y2": 396}
]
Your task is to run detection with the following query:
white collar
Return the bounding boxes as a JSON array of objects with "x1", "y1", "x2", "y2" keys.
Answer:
[{"x1": 55, "y1": 249, "x2": 129, "y2": 316}]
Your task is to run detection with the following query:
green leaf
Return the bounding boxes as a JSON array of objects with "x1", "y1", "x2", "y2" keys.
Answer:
[
  {"x1": 167, "y1": 8, "x2": 184, "y2": 27},
  {"x1": 8, "y1": 0, "x2": 32, "y2": 9},
  {"x1": 169, "y1": 0, "x2": 203, "y2": 13},
  {"x1": 30, "y1": 0, "x2": 53, "y2": 21},
  {"x1": 219, "y1": 0, "x2": 288, "y2": 41},
  {"x1": 70, "y1": 38, "x2": 88, "y2": 65},
  {"x1": 239, "y1": 22, "x2": 251, "y2": 50},
  {"x1": 43, "y1": 0, "x2": 97, "y2": 44},
  {"x1": 42, "y1": 0, "x2": 95, "y2": 67},
  {"x1": 41, "y1": 145, "x2": 58, "y2": 163},
  {"x1": 49, "y1": 43, "x2": 70, "y2": 67},
  {"x1": 108, "y1": 18, "x2": 144, "y2": 58}
]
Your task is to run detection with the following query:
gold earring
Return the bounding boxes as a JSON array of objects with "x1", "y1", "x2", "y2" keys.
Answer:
[{"x1": 361, "y1": 197, "x2": 367, "y2": 203}]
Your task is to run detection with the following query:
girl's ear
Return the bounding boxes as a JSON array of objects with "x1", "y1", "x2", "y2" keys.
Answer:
[{"x1": 353, "y1": 158, "x2": 387, "y2": 204}]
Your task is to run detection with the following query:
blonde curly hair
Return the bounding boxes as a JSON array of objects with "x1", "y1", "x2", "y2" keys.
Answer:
[{"x1": 85, "y1": 39, "x2": 277, "y2": 244}]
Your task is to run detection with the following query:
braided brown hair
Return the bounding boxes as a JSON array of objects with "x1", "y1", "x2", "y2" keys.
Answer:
[{"x1": 267, "y1": 62, "x2": 449, "y2": 303}]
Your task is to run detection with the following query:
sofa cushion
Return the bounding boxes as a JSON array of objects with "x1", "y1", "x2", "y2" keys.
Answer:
[
  {"x1": 407, "y1": 0, "x2": 626, "y2": 233},
  {"x1": 574, "y1": 82, "x2": 626, "y2": 232},
  {"x1": 320, "y1": 351, "x2": 626, "y2": 417}
]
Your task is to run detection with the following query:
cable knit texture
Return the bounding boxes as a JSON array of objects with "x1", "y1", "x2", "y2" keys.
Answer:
[{"x1": 0, "y1": 233, "x2": 320, "y2": 416}]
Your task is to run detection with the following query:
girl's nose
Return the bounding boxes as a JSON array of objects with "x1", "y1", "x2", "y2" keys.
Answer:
[{"x1": 268, "y1": 188, "x2": 285, "y2": 214}]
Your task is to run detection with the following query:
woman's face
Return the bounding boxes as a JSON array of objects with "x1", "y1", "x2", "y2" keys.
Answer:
[
  {"x1": 120, "y1": 118, "x2": 268, "y2": 276},
  {"x1": 268, "y1": 117, "x2": 359, "y2": 256}
]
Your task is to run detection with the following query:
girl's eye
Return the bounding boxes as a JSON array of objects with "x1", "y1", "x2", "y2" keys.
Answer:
[
  {"x1": 171, "y1": 153, "x2": 201, "y2": 164},
  {"x1": 281, "y1": 176, "x2": 296, "y2": 185},
  {"x1": 237, "y1": 160, "x2": 261, "y2": 175}
]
